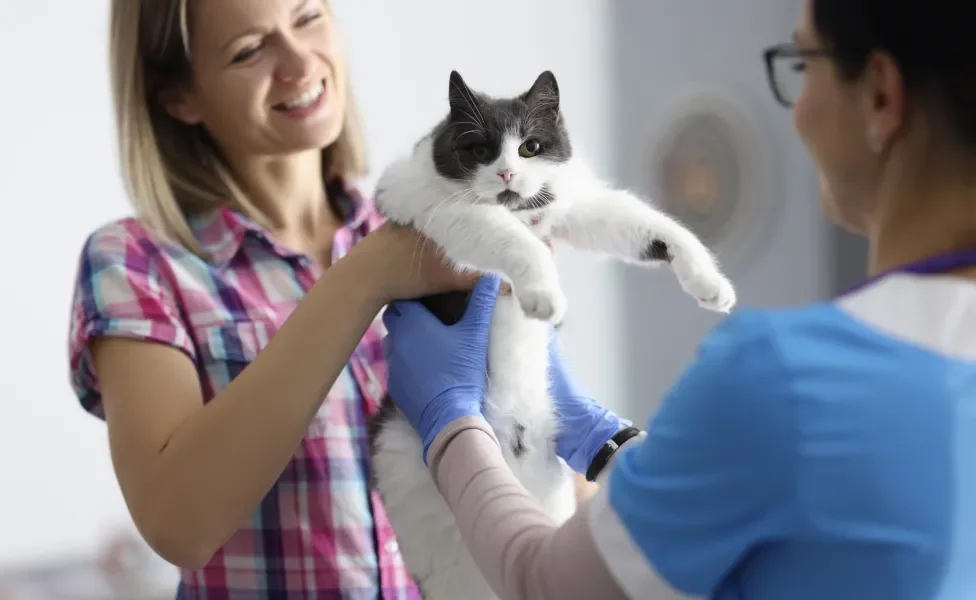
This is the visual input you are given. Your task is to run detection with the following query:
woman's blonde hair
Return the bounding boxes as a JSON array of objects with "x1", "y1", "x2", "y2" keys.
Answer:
[{"x1": 109, "y1": 0, "x2": 368, "y2": 256}]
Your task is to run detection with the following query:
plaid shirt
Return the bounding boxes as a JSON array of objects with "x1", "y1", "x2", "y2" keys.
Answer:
[{"x1": 67, "y1": 181, "x2": 422, "y2": 599}]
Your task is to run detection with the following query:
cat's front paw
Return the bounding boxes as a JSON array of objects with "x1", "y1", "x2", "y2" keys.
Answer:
[
  {"x1": 682, "y1": 269, "x2": 737, "y2": 314},
  {"x1": 516, "y1": 283, "x2": 567, "y2": 323}
]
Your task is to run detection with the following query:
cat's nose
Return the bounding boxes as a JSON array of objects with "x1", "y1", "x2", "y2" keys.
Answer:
[{"x1": 497, "y1": 169, "x2": 515, "y2": 184}]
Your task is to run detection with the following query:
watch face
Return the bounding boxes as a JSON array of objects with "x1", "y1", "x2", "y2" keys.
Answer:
[{"x1": 646, "y1": 89, "x2": 773, "y2": 267}]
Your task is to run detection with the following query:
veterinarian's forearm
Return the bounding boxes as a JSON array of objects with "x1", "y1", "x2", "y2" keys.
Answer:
[{"x1": 427, "y1": 418, "x2": 636, "y2": 600}]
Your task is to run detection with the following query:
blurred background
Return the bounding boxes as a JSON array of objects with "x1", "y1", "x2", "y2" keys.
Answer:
[{"x1": 0, "y1": 0, "x2": 866, "y2": 597}]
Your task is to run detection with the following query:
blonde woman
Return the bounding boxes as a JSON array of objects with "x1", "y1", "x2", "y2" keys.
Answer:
[{"x1": 67, "y1": 1, "x2": 471, "y2": 597}]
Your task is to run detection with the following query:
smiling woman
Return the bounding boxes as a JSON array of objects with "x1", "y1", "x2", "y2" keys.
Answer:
[
  {"x1": 119, "y1": 0, "x2": 363, "y2": 245},
  {"x1": 67, "y1": 0, "x2": 479, "y2": 598},
  {"x1": 164, "y1": 0, "x2": 350, "y2": 168}
]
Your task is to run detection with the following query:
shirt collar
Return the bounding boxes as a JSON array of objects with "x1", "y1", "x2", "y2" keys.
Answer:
[{"x1": 190, "y1": 178, "x2": 371, "y2": 268}]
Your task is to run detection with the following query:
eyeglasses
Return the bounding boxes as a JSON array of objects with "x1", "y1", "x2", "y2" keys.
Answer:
[{"x1": 762, "y1": 42, "x2": 830, "y2": 108}]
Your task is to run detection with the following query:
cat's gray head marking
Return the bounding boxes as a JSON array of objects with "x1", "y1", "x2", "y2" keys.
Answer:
[{"x1": 430, "y1": 70, "x2": 572, "y2": 212}]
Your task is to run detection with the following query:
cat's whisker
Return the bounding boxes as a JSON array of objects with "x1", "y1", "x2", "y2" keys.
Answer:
[
  {"x1": 449, "y1": 78, "x2": 486, "y2": 129},
  {"x1": 456, "y1": 129, "x2": 482, "y2": 141},
  {"x1": 453, "y1": 120, "x2": 482, "y2": 131},
  {"x1": 409, "y1": 195, "x2": 480, "y2": 279},
  {"x1": 456, "y1": 109, "x2": 483, "y2": 128},
  {"x1": 408, "y1": 188, "x2": 478, "y2": 272},
  {"x1": 426, "y1": 189, "x2": 477, "y2": 228},
  {"x1": 431, "y1": 190, "x2": 479, "y2": 230},
  {"x1": 454, "y1": 77, "x2": 487, "y2": 128},
  {"x1": 455, "y1": 81, "x2": 487, "y2": 129},
  {"x1": 412, "y1": 191, "x2": 471, "y2": 253}
]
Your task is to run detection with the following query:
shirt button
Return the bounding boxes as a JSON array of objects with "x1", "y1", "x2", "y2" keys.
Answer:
[
  {"x1": 367, "y1": 380, "x2": 383, "y2": 398},
  {"x1": 384, "y1": 540, "x2": 399, "y2": 554}
]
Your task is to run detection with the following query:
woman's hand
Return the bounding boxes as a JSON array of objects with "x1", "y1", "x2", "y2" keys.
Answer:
[
  {"x1": 548, "y1": 330, "x2": 634, "y2": 475},
  {"x1": 355, "y1": 222, "x2": 479, "y2": 304},
  {"x1": 383, "y1": 274, "x2": 502, "y2": 462}
]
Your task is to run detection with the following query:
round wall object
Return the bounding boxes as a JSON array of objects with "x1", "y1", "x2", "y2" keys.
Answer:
[{"x1": 642, "y1": 86, "x2": 775, "y2": 269}]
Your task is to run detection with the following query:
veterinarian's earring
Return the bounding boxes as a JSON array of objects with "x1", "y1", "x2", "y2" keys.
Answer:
[{"x1": 866, "y1": 124, "x2": 883, "y2": 155}]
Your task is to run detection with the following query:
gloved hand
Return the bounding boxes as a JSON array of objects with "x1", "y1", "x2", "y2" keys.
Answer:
[
  {"x1": 548, "y1": 329, "x2": 633, "y2": 475},
  {"x1": 383, "y1": 274, "x2": 501, "y2": 463}
]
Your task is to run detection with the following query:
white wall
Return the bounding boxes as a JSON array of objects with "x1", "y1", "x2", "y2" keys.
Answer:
[
  {"x1": 0, "y1": 0, "x2": 624, "y2": 570},
  {"x1": 0, "y1": 0, "x2": 134, "y2": 570},
  {"x1": 610, "y1": 0, "x2": 823, "y2": 423}
]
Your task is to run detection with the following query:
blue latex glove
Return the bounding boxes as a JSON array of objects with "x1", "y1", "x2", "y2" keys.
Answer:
[
  {"x1": 382, "y1": 274, "x2": 502, "y2": 462},
  {"x1": 548, "y1": 330, "x2": 633, "y2": 475}
]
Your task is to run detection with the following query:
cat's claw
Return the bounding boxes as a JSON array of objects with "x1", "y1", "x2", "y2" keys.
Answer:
[{"x1": 516, "y1": 285, "x2": 567, "y2": 323}]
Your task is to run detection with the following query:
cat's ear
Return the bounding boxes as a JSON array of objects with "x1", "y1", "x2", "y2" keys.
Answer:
[
  {"x1": 448, "y1": 70, "x2": 477, "y2": 123},
  {"x1": 521, "y1": 70, "x2": 560, "y2": 117}
]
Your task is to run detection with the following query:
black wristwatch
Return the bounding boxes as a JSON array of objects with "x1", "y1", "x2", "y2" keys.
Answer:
[{"x1": 585, "y1": 427, "x2": 642, "y2": 482}]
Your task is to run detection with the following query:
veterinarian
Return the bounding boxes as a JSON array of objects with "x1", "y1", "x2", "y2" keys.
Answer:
[
  {"x1": 382, "y1": 1, "x2": 976, "y2": 598},
  {"x1": 67, "y1": 1, "x2": 492, "y2": 598}
]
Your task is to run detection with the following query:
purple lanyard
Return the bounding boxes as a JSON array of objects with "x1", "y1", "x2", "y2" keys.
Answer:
[{"x1": 844, "y1": 249, "x2": 976, "y2": 295}]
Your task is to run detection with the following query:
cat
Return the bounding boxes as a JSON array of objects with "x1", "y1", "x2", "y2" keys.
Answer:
[{"x1": 368, "y1": 69, "x2": 736, "y2": 600}]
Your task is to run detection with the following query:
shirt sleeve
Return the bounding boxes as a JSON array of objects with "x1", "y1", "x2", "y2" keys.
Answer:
[
  {"x1": 68, "y1": 222, "x2": 196, "y2": 419},
  {"x1": 428, "y1": 418, "x2": 642, "y2": 600},
  {"x1": 591, "y1": 309, "x2": 798, "y2": 598},
  {"x1": 342, "y1": 180, "x2": 387, "y2": 234}
]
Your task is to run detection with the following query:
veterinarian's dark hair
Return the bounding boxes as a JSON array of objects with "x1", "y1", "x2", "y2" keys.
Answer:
[{"x1": 813, "y1": 0, "x2": 976, "y2": 149}]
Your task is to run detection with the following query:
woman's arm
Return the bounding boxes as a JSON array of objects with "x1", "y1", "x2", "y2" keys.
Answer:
[
  {"x1": 427, "y1": 418, "x2": 641, "y2": 600},
  {"x1": 574, "y1": 472, "x2": 598, "y2": 501},
  {"x1": 89, "y1": 224, "x2": 471, "y2": 570}
]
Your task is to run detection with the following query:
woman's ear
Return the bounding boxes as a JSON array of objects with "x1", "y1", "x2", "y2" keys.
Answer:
[
  {"x1": 159, "y1": 85, "x2": 203, "y2": 125},
  {"x1": 860, "y1": 50, "x2": 906, "y2": 154}
]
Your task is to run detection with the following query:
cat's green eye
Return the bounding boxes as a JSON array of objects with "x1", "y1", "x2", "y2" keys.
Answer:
[
  {"x1": 519, "y1": 139, "x2": 542, "y2": 158},
  {"x1": 470, "y1": 144, "x2": 491, "y2": 160}
]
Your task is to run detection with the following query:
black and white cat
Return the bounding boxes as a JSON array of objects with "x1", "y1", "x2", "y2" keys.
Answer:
[{"x1": 368, "y1": 70, "x2": 736, "y2": 600}]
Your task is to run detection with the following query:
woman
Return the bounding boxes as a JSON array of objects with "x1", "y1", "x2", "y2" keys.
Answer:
[
  {"x1": 382, "y1": 1, "x2": 976, "y2": 599},
  {"x1": 67, "y1": 0, "x2": 483, "y2": 597}
]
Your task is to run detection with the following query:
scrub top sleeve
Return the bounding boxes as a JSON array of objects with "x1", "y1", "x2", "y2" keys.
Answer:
[{"x1": 589, "y1": 309, "x2": 799, "y2": 599}]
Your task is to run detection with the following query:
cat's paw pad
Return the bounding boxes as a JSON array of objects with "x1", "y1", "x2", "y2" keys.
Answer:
[
  {"x1": 680, "y1": 269, "x2": 736, "y2": 313},
  {"x1": 516, "y1": 285, "x2": 567, "y2": 323},
  {"x1": 678, "y1": 268, "x2": 736, "y2": 313}
]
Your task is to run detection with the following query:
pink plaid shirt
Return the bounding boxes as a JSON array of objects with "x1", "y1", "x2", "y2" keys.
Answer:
[{"x1": 67, "y1": 180, "x2": 422, "y2": 599}]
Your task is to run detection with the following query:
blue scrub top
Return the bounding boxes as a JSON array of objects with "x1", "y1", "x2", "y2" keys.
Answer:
[{"x1": 587, "y1": 273, "x2": 976, "y2": 600}]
